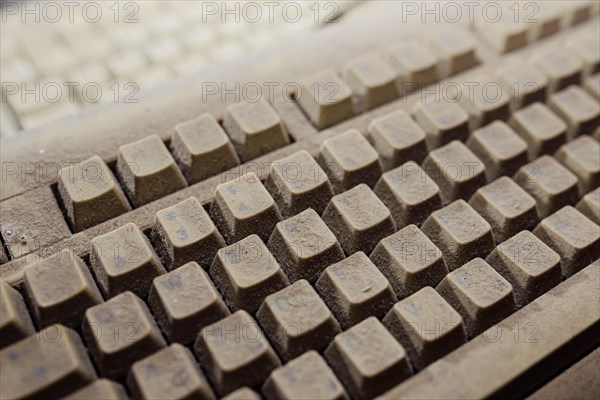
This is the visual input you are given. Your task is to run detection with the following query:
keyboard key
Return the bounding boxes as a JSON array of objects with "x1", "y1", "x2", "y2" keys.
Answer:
[
  {"x1": 374, "y1": 161, "x2": 442, "y2": 228},
  {"x1": 383, "y1": 287, "x2": 466, "y2": 370},
  {"x1": 427, "y1": 29, "x2": 478, "y2": 76},
  {"x1": 422, "y1": 200, "x2": 495, "y2": 270},
  {"x1": 549, "y1": 85, "x2": 600, "y2": 138},
  {"x1": 0, "y1": 246, "x2": 6, "y2": 264},
  {"x1": 451, "y1": 78, "x2": 511, "y2": 129},
  {"x1": 24, "y1": 249, "x2": 102, "y2": 329},
  {"x1": 386, "y1": 40, "x2": 439, "y2": 89},
  {"x1": 436, "y1": 258, "x2": 515, "y2": 337},
  {"x1": 534, "y1": 206, "x2": 600, "y2": 277},
  {"x1": 515, "y1": 156, "x2": 579, "y2": 218},
  {"x1": 367, "y1": 110, "x2": 428, "y2": 171},
  {"x1": 413, "y1": 99, "x2": 470, "y2": 149},
  {"x1": 467, "y1": 121, "x2": 529, "y2": 181},
  {"x1": 149, "y1": 262, "x2": 230, "y2": 344},
  {"x1": 323, "y1": 184, "x2": 396, "y2": 255},
  {"x1": 128, "y1": 344, "x2": 215, "y2": 400},
  {"x1": 422, "y1": 141, "x2": 486, "y2": 205},
  {"x1": 584, "y1": 73, "x2": 600, "y2": 99},
  {"x1": 58, "y1": 155, "x2": 131, "y2": 232},
  {"x1": 531, "y1": 47, "x2": 583, "y2": 92},
  {"x1": 469, "y1": 177, "x2": 538, "y2": 243},
  {"x1": 555, "y1": 136, "x2": 600, "y2": 196},
  {"x1": 496, "y1": 64, "x2": 548, "y2": 110},
  {"x1": 83, "y1": 291, "x2": 166, "y2": 379},
  {"x1": 263, "y1": 351, "x2": 348, "y2": 400},
  {"x1": 223, "y1": 99, "x2": 290, "y2": 161},
  {"x1": 0, "y1": 325, "x2": 96, "y2": 399},
  {"x1": 91, "y1": 223, "x2": 165, "y2": 298},
  {"x1": 222, "y1": 387, "x2": 261, "y2": 400},
  {"x1": 316, "y1": 252, "x2": 396, "y2": 328},
  {"x1": 153, "y1": 197, "x2": 225, "y2": 270},
  {"x1": 210, "y1": 173, "x2": 282, "y2": 243},
  {"x1": 171, "y1": 114, "x2": 240, "y2": 184},
  {"x1": 567, "y1": 31, "x2": 600, "y2": 75},
  {"x1": 474, "y1": 11, "x2": 528, "y2": 53},
  {"x1": 577, "y1": 187, "x2": 600, "y2": 225},
  {"x1": 265, "y1": 150, "x2": 334, "y2": 217},
  {"x1": 194, "y1": 310, "x2": 280, "y2": 396},
  {"x1": 325, "y1": 317, "x2": 412, "y2": 399},
  {"x1": 65, "y1": 379, "x2": 128, "y2": 400},
  {"x1": 370, "y1": 225, "x2": 448, "y2": 297},
  {"x1": 297, "y1": 69, "x2": 355, "y2": 129},
  {"x1": 486, "y1": 231, "x2": 561, "y2": 307},
  {"x1": 211, "y1": 234, "x2": 289, "y2": 312},
  {"x1": 256, "y1": 280, "x2": 341, "y2": 361},
  {"x1": 528, "y1": 1, "x2": 561, "y2": 40},
  {"x1": 509, "y1": 102, "x2": 567, "y2": 159},
  {"x1": 318, "y1": 129, "x2": 382, "y2": 193},
  {"x1": 268, "y1": 209, "x2": 343, "y2": 283},
  {"x1": 0, "y1": 282, "x2": 35, "y2": 348},
  {"x1": 343, "y1": 53, "x2": 399, "y2": 111}
]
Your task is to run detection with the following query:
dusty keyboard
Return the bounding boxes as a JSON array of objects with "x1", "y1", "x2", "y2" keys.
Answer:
[{"x1": 1, "y1": 2, "x2": 600, "y2": 399}]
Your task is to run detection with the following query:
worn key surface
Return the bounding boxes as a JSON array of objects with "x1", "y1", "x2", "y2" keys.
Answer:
[
  {"x1": 496, "y1": 64, "x2": 548, "y2": 110},
  {"x1": 211, "y1": 234, "x2": 289, "y2": 313},
  {"x1": 549, "y1": 85, "x2": 600, "y2": 139},
  {"x1": 427, "y1": 28, "x2": 478, "y2": 76},
  {"x1": 577, "y1": 187, "x2": 600, "y2": 225},
  {"x1": 325, "y1": 317, "x2": 412, "y2": 400},
  {"x1": 452, "y1": 77, "x2": 510, "y2": 129},
  {"x1": 555, "y1": 135, "x2": 600, "y2": 196},
  {"x1": 413, "y1": 99, "x2": 470, "y2": 149},
  {"x1": 509, "y1": 102, "x2": 567, "y2": 159},
  {"x1": 64, "y1": 379, "x2": 128, "y2": 400},
  {"x1": 343, "y1": 53, "x2": 399, "y2": 112},
  {"x1": 531, "y1": 46, "x2": 583, "y2": 92},
  {"x1": 149, "y1": 262, "x2": 230, "y2": 344},
  {"x1": 256, "y1": 279, "x2": 341, "y2": 361},
  {"x1": 0, "y1": 281, "x2": 34, "y2": 348},
  {"x1": 384, "y1": 286, "x2": 466, "y2": 370},
  {"x1": 0, "y1": 324, "x2": 97, "y2": 399},
  {"x1": 386, "y1": 40, "x2": 439, "y2": 89}
]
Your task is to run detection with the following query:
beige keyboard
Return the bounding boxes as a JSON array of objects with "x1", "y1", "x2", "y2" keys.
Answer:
[{"x1": 1, "y1": 1, "x2": 599, "y2": 399}]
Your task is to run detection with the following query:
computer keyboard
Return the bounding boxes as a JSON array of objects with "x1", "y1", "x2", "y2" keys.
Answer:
[{"x1": 1, "y1": 1, "x2": 600, "y2": 399}]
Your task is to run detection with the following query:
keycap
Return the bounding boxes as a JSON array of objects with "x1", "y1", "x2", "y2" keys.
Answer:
[
  {"x1": 531, "y1": 47, "x2": 583, "y2": 92},
  {"x1": 413, "y1": 98, "x2": 470, "y2": 149},
  {"x1": 577, "y1": 187, "x2": 600, "y2": 225},
  {"x1": 325, "y1": 317, "x2": 412, "y2": 400},
  {"x1": 65, "y1": 379, "x2": 128, "y2": 400},
  {"x1": 149, "y1": 262, "x2": 230, "y2": 344},
  {"x1": 152, "y1": 197, "x2": 225, "y2": 270},
  {"x1": 0, "y1": 324, "x2": 96, "y2": 399},
  {"x1": 514, "y1": 156, "x2": 579, "y2": 218},
  {"x1": 171, "y1": 114, "x2": 240, "y2": 184},
  {"x1": 534, "y1": 206, "x2": 600, "y2": 277},
  {"x1": 256, "y1": 280, "x2": 341, "y2": 361},
  {"x1": 265, "y1": 150, "x2": 334, "y2": 217},
  {"x1": 474, "y1": 11, "x2": 528, "y2": 53},
  {"x1": 222, "y1": 387, "x2": 261, "y2": 400},
  {"x1": 211, "y1": 173, "x2": 282, "y2": 243},
  {"x1": 560, "y1": 0, "x2": 593, "y2": 26},
  {"x1": 297, "y1": 69, "x2": 355, "y2": 129},
  {"x1": 0, "y1": 281, "x2": 35, "y2": 348},
  {"x1": 567, "y1": 31, "x2": 600, "y2": 75},
  {"x1": 58, "y1": 155, "x2": 131, "y2": 232},
  {"x1": 0, "y1": 246, "x2": 7, "y2": 264},
  {"x1": 263, "y1": 351, "x2": 348, "y2": 400},
  {"x1": 555, "y1": 136, "x2": 600, "y2": 196},
  {"x1": 528, "y1": 1, "x2": 561, "y2": 40},
  {"x1": 383, "y1": 287, "x2": 466, "y2": 370},
  {"x1": 422, "y1": 200, "x2": 495, "y2": 271},
  {"x1": 91, "y1": 223, "x2": 165, "y2": 298},
  {"x1": 342, "y1": 53, "x2": 399, "y2": 111},
  {"x1": 496, "y1": 64, "x2": 548, "y2": 110},
  {"x1": 374, "y1": 161, "x2": 442, "y2": 228},
  {"x1": 386, "y1": 40, "x2": 439, "y2": 90},
  {"x1": 436, "y1": 258, "x2": 515, "y2": 337},
  {"x1": 370, "y1": 225, "x2": 448, "y2": 297},
  {"x1": 486, "y1": 230, "x2": 561, "y2": 308},
  {"x1": 83, "y1": 291, "x2": 166, "y2": 379},
  {"x1": 318, "y1": 129, "x2": 382, "y2": 193},
  {"x1": 469, "y1": 177, "x2": 538, "y2": 243},
  {"x1": 427, "y1": 29, "x2": 478, "y2": 76},
  {"x1": 223, "y1": 99, "x2": 290, "y2": 161},
  {"x1": 128, "y1": 344, "x2": 215, "y2": 400},
  {"x1": 315, "y1": 252, "x2": 396, "y2": 328},
  {"x1": 194, "y1": 310, "x2": 280, "y2": 396},
  {"x1": 211, "y1": 234, "x2": 289, "y2": 312},
  {"x1": 367, "y1": 110, "x2": 428, "y2": 171},
  {"x1": 549, "y1": 85, "x2": 600, "y2": 138},
  {"x1": 422, "y1": 141, "x2": 486, "y2": 205},
  {"x1": 24, "y1": 248, "x2": 103, "y2": 329},
  {"x1": 584, "y1": 73, "x2": 600, "y2": 99},
  {"x1": 509, "y1": 102, "x2": 567, "y2": 159},
  {"x1": 322, "y1": 184, "x2": 396, "y2": 255}
]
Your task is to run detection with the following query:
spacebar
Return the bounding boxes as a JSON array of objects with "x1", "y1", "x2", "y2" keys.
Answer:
[{"x1": 380, "y1": 263, "x2": 600, "y2": 400}]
